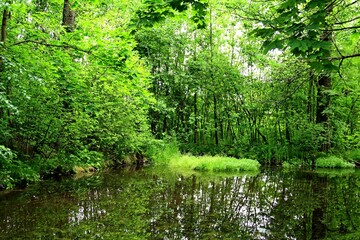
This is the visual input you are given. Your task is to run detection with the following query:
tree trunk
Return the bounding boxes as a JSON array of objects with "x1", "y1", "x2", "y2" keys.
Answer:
[
  {"x1": 1, "y1": 9, "x2": 7, "y2": 45},
  {"x1": 1, "y1": 9, "x2": 8, "y2": 71},
  {"x1": 316, "y1": 4, "x2": 333, "y2": 152},
  {"x1": 308, "y1": 72, "x2": 316, "y2": 123},
  {"x1": 316, "y1": 74, "x2": 331, "y2": 152},
  {"x1": 0, "y1": 9, "x2": 8, "y2": 118},
  {"x1": 62, "y1": 0, "x2": 75, "y2": 32},
  {"x1": 194, "y1": 92, "x2": 198, "y2": 144},
  {"x1": 0, "y1": 8, "x2": 13, "y2": 148},
  {"x1": 213, "y1": 94, "x2": 218, "y2": 145}
]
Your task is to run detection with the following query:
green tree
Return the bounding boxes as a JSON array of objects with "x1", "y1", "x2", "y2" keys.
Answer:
[
  {"x1": 252, "y1": 0, "x2": 360, "y2": 153},
  {"x1": 0, "y1": 0, "x2": 154, "y2": 188}
]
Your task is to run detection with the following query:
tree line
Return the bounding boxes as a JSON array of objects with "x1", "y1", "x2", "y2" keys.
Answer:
[{"x1": 1, "y1": 0, "x2": 359, "y2": 187}]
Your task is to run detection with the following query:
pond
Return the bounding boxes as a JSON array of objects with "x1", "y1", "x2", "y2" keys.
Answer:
[{"x1": 0, "y1": 166, "x2": 359, "y2": 239}]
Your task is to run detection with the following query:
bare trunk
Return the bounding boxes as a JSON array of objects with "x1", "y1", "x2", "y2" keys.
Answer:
[
  {"x1": 1, "y1": 9, "x2": 7, "y2": 45},
  {"x1": 308, "y1": 72, "x2": 316, "y2": 123},
  {"x1": 0, "y1": 9, "x2": 8, "y2": 118},
  {"x1": 1, "y1": 9, "x2": 8, "y2": 70},
  {"x1": 62, "y1": 0, "x2": 75, "y2": 32},
  {"x1": 316, "y1": 74, "x2": 331, "y2": 152}
]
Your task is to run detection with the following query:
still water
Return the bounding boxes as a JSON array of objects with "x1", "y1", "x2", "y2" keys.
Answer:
[{"x1": 0, "y1": 167, "x2": 359, "y2": 239}]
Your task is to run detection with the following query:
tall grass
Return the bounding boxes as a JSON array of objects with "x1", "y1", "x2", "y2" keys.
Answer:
[
  {"x1": 145, "y1": 139, "x2": 180, "y2": 165},
  {"x1": 169, "y1": 155, "x2": 260, "y2": 173},
  {"x1": 315, "y1": 156, "x2": 355, "y2": 168}
]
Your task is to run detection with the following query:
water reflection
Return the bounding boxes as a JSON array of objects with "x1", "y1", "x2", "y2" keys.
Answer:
[{"x1": 0, "y1": 168, "x2": 359, "y2": 239}]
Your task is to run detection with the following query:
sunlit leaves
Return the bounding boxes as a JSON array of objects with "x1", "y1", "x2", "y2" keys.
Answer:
[
  {"x1": 0, "y1": 0, "x2": 156, "y2": 187},
  {"x1": 135, "y1": 0, "x2": 208, "y2": 29},
  {"x1": 253, "y1": 0, "x2": 334, "y2": 70}
]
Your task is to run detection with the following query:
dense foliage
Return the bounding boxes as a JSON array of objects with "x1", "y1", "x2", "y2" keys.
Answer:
[
  {"x1": 135, "y1": 0, "x2": 360, "y2": 163},
  {"x1": 0, "y1": 0, "x2": 153, "y2": 187},
  {"x1": 1, "y1": 0, "x2": 359, "y2": 188}
]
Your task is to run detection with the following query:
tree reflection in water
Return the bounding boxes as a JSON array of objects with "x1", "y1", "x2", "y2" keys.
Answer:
[{"x1": 0, "y1": 168, "x2": 359, "y2": 239}]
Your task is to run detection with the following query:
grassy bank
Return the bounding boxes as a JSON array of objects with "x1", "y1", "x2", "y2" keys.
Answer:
[
  {"x1": 169, "y1": 155, "x2": 260, "y2": 173},
  {"x1": 315, "y1": 156, "x2": 355, "y2": 168},
  {"x1": 146, "y1": 140, "x2": 260, "y2": 174},
  {"x1": 283, "y1": 154, "x2": 356, "y2": 169}
]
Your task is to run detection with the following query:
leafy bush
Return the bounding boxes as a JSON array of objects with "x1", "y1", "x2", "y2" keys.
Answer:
[
  {"x1": 0, "y1": 146, "x2": 40, "y2": 189},
  {"x1": 0, "y1": 145, "x2": 15, "y2": 169},
  {"x1": 35, "y1": 149, "x2": 104, "y2": 178},
  {"x1": 169, "y1": 155, "x2": 260, "y2": 172},
  {"x1": 345, "y1": 149, "x2": 360, "y2": 162},
  {"x1": 8, "y1": 161, "x2": 40, "y2": 186},
  {"x1": 315, "y1": 156, "x2": 355, "y2": 168},
  {"x1": 0, "y1": 145, "x2": 16, "y2": 188}
]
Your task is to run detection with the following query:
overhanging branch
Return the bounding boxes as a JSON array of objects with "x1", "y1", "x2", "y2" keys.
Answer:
[
  {"x1": 7, "y1": 39, "x2": 127, "y2": 71},
  {"x1": 335, "y1": 15, "x2": 360, "y2": 25},
  {"x1": 322, "y1": 25, "x2": 360, "y2": 31},
  {"x1": 8, "y1": 39, "x2": 95, "y2": 54},
  {"x1": 330, "y1": 53, "x2": 360, "y2": 61}
]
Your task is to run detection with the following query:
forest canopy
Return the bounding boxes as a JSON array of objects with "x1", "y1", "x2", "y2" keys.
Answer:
[{"x1": 1, "y1": 0, "x2": 359, "y2": 188}]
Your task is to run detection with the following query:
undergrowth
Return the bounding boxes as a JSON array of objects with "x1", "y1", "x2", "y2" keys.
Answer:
[
  {"x1": 145, "y1": 139, "x2": 180, "y2": 165},
  {"x1": 345, "y1": 149, "x2": 360, "y2": 163}
]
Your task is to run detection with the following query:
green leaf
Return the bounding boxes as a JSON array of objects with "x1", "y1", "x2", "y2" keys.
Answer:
[
  {"x1": 309, "y1": 61, "x2": 324, "y2": 71},
  {"x1": 254, "y1": 28, "x2": 275, "y2": 38}
]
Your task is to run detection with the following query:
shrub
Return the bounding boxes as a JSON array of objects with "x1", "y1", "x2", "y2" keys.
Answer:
[
  {"x1": 315, "y1": 156, "x2": 355, "y2": 168},
  {"x1": 0, "y1": 145, "x2": 15, "y2": 169},
  {"x1": 345, "y1": 149, "x2": 360, "y2": 162},
  {"x1": 0, "y1": 146, "x2": 14, "y2": 188},
  {"x1": 0, "y1": 145, "x2": 42, "y2": 188}
]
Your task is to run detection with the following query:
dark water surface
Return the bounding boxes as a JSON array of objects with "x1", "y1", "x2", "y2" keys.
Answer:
[{"x1": 0, "y1": 167, "x2": 359, "y2": 239}]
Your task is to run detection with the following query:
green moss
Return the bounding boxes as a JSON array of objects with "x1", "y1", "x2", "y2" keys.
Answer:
[
  {"x1": 169, "y1": 155, "x2": 260, "y2": 173},
  {"x1": 315, "y1": 156, "x2": 355, "y2": 168}
]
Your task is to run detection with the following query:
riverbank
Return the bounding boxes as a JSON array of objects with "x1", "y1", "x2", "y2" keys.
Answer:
[{"x1": 1, "y1": 139, "x2": 358, "y2": 190}]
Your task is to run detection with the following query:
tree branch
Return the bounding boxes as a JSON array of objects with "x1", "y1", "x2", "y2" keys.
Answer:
[
  {"x1": 345, "y1": 0, "x2": 359, "y2": 8},
  {"x1": 7, "y1": 39, "x2": 128, "y2": 71},
  {"x1": 331, "y1": 38, "x2": 344, "y2": 58},
  {"x1": 338, "y1": 58, "x2": 344, "y2": 78},
  {"x1": 330, "y1": 53, "x2": 360, "y2": 61},
  {"x1": 325, "y1": 0, "x2": 338, "y2": 11},
  {"x1": 8, "y1": 39, "x2": 94, "y2": 53},
  {"x1": 333, "y1": 0, "x2": 359, "y2": 16},
  {"x1": 335, "y1": 15, "x2": 360, "y2": 25},
  {"x1": 331, "y1": 38, "x2": 345, "y2": 78},
  {"x1": 322, "y1": 25, "x2": 360, "y2": 31}
]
